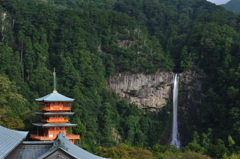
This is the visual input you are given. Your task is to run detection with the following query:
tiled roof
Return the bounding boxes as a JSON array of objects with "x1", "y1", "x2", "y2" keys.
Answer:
[
  {"x1": 38, "y1": 132, "x2": 108, "y2": 159},
  {"x1": 0, "y1": 126, "x2": 28, "y2": 159},
  {"x1": 2, "y1": 129, "x2": 108, "y2": 159},
  {"x1": 7, "y1": 142, "x2": 53, "y2": 159},
  {"x1": 36, "y1": 112, "x2": 75, "y2": 116},
  {"x1": 35, "y1": 92, "x2": 74, "y2": 102},
  {"x1": 33, "y1": 123, "x2": 77, "y2": 127}
]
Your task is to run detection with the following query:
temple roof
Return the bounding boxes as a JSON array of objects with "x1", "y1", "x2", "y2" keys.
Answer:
[
  {"x1": 33, "y1": 123, "x2": 77, "y2": 127},
  {"x1": 36, "y1": 112, "x2": 74, "y2": 116},
  {"x1": 0, "y1": 125, "x2": 28, "y2": 159},
  {"x1": 7, "y1": 132, "x2": 108, "y2": 159},
  {"x1": 35, "y1": 92, "x2": 74, "y2": 102},
  {"x1": 38, "y1": 132, "x2": 108, "y2": 159}
]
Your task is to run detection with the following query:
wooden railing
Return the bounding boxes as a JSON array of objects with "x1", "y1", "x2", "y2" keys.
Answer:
[
  {"x1": 44, "y1": 103, "x2": 71, "y2": 107},
  {"x1": 30, "y1": 134, "x2": 53, "y2": 141},
  {"x1": 30, "y1": 133, "x2": 80, "y2": 140},
  {"x1": 40, "y1": 106, "x2": 71, "y2": 111},
  {"x1": 66, "y1": 133, "x2": 80, "y2": 140},
  {"x1": 41, "y1": 118, "x2": 68, "y2": 123}
]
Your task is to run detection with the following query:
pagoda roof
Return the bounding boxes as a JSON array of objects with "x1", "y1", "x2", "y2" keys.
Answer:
[
  {"x1": 35, "y1": 92, "x2": 74, "y2": 102},
  {"x1": 36, "y1": 112, "x2": 74, "y2": 116},
  {"x1": 0, "y1": 126, "x2": 28, "y2": 159},
  {"x1": 33, "y1": 123, "x2": 77, "y2": 127}
]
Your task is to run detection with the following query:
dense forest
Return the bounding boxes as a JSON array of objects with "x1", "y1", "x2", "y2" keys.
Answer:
[
  {"x1": 1, "y1": 0, "x2": 240, "y2": 158},
  {"x1": 223, "y1": 0, "x2": 240, "y2": 15}
]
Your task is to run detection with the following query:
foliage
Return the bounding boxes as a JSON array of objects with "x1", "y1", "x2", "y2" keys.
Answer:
[
  {"x1": 0, "y1": 75, "x2": 26, "y2": 129},
  {"x1": 185, "y1": 131, "x2": 204, "y2": 154},
  {"x1": 206, "y1": 139, "x2": 229, "y2": 159},
  {"x1": 164, "y1": 151, "x2": 211, "y2": 159},
  {"x1": 1, "y1": 0, "x2": 240, "y2": 158},
  {"x1": 0, "y1": 0, "x2": 173, "y2": 150},
  {"x1": 223, "y1": 0, "x2": 240, "y2": 15},
  {"x1": 181, "y1": 151, "x2": 212, "y2": 159},
  {"x1": 97, "y1": 143, "x2": 154, "y2": 159}
]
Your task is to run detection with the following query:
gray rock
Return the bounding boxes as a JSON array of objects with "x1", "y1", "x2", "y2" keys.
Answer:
[{"x1": 107, "y1": 70, "x2": 204, "y2": 112}]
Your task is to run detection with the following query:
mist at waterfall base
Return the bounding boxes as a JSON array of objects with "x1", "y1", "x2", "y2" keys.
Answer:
[{"x1": 171, "y1": 74, "x2": 180, "y2": 148}]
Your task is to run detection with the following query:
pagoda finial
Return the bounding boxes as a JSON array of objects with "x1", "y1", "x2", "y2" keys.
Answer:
[{"x1": 53, "y1": 68, "x2": 57, "y2": 93}]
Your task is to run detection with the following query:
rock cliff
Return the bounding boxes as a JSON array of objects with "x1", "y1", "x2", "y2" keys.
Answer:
[
  {"x1": 107, "y1": 70, "x2": 204, "y2": 112},
  {"x1": 108, "y1": 71, "x2": 173, "y2": 111}
]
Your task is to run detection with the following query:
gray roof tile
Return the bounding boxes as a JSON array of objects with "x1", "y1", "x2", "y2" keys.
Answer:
[
  {"x1": 38, "y1": 132, "x2": 108, "y2": 159},
  {"x1": 0, "y1": 126, "x2": 28, "y2": 159}
]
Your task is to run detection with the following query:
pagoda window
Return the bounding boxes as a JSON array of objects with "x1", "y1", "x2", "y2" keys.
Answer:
[
  {"x1": 63, "y1": 103, "x2": 71, "y2": 107},
  {"x1": 49, "y1": 131, "x2": 53, "y2": 138}
]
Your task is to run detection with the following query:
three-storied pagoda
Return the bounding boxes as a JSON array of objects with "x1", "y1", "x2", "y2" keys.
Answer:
[{"x1": 30, "y1": 69, "x2": 80, "y2": 144}]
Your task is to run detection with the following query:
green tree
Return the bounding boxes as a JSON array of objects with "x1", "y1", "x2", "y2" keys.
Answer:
[{"x1": 0, "y1": 75, "x2": 26, "y2": 129}]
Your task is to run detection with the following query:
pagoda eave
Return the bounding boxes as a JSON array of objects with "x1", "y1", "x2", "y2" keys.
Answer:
[
  {"x1": 32, "y1": 123, "x2": 77, "y2": 127},
  {"x1": 35, "y1": 112, "x2": 74, "y2": 116},
  {"x1": 35, "y1": 92, "x2": 74, "y2": 102}
]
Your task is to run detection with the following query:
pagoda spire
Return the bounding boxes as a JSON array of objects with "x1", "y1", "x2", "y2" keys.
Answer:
[{"x1": 53, "y1": 68, "x2": 57, "y2": 93}]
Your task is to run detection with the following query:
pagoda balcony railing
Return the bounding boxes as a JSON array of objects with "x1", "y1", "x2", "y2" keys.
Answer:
[
  {"x1": 30, "y1": 134, "x2": 80, "y2": 141},
  {"x1": 66, "y1": 133, "x2": 80, "y2": 140},
  {"x1": 30, "y1": 134, "x2": 54, "y2": 141},
  {"x1": 40, "y1": 106, "x2": 71, "y2": 111},
  {"x1": 41, "y1": 118, "x2": 68, "y2": 123}
]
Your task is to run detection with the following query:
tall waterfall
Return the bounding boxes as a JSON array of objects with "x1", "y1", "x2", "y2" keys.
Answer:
[{"x1": 171, "y1": 74, "x2": 180, "y2": 148}]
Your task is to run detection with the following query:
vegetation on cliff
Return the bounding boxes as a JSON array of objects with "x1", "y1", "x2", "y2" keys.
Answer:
[{"x1": 1, "y1": 0, "x2": 240, "y2": 158}]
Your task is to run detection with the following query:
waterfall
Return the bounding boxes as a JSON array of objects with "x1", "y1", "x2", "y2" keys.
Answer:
[{"x1": 171, "y1": 74, "x2": 180, "y2": 148}]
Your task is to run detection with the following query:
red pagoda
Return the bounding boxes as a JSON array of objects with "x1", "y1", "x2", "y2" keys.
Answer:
[{"x1": 30, "y1": 69, "x2": 80, "y2": 144}]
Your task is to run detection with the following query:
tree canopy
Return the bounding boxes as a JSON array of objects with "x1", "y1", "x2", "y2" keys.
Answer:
[{"x1": 1, "y1": 0, "x2": 240, "y2": 158}]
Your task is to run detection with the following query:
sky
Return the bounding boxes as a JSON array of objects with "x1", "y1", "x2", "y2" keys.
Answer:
[{"x1": 207, "y1": 0, "x2": 230, "y2": 5}]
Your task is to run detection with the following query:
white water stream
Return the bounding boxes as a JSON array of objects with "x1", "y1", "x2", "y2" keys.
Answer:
[{"x1": 171, "y1": 74, "x2": 180, "y2": 148}]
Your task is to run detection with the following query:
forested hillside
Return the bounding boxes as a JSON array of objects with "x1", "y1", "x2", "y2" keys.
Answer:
[
  {"x1": 0, "y1": 0, "x2": 173, "y2": 152},
  {"x1": 1, "y1": 0, "x2": 240, "y2": 158},
  {"x1": 223, "y1": 0, "x2": 240, "y2": 15}
]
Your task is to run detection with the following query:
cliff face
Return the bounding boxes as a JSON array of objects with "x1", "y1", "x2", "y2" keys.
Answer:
[
  {"x1": 108, "y1": 71, "x2": 173, "y2": 111},
  {"x1": 108, "y1": 70, "x2": 205, "y2": 147},
  {"x1": 177, "y1": 70, "x2": 205, "y2": 147},
  {"x1": 107, "y1": 70, "x2": 204, "y2": 112}
]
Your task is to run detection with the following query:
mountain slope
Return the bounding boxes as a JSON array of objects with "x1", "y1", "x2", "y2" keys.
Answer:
[
  {"x1": 1, "y1": 0, "x2": 240, "y2": 155},
  {"x1": 0, "y1": 0, "x2": 174, "y2": 150},
  {"x1": 223, "y1": 0, "x2": 240, "y2": 14}
]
